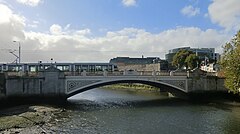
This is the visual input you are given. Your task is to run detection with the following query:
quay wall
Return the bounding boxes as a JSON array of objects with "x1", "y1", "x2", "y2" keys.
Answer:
[
  {"x1": 3, "y1": 67, "x2": 66, "y2": 99},
  {"x1": 0, "y1": 73, "x2": 6, "y2": 100},
  {"x1": 188, "y1": 76, "x2": 226, "y2": 92}
]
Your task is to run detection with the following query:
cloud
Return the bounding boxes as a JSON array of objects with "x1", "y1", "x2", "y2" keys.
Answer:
[
  {"x1": 16, "y1": 0, "x2": 43, "y2": 7},
  {"x1": 0, "y1": 3, "x2": 231, "y2": 63},
  {"x1": 0, "y1": 4, "x2": 25, "y2": 42},
  {"x1": 75, "y1": 29, "x2": 91, "y2": 36},
  {"x1": 122, "y1": 0, "x2": 136, "y2": 7},
  {"x1": 181, "y1": 5, "x2": 200, "y2": 17},
  {"x1": 49, "y1": 24, "x2": 63, "y2": 35},
  {"x1": 13, "y1": 26, "x2": 232, "y2": 62},
  {"x1": 0, "y1": 4, "x2": 25, "y2": 24},
  {"x1": 208, "y1": 0, "x2": 240, "y2": 31},
  {"x1": 64, "y1": 24, "x2": 71, "y2": 30},
  {"x1": 27, "y1": 20, "x2": 39, "y2": 28}
]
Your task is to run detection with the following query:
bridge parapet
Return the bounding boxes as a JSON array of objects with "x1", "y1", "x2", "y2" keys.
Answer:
[
  {"x1": 64, "y1": 71, "x2": 188, "y2": 77},
  {"x1": 3, "y1": 70, "x2": 192, "y2": 77}
]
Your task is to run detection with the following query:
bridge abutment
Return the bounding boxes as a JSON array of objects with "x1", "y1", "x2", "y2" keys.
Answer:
[
  {"x1": 2, "y1": 66, "x2": 67, "y2": 101},
  {"x1": 187, "y1": 69, "x2": 227, "y2": 93}
]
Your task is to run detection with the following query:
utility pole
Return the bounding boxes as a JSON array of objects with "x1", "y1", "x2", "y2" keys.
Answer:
[
  {"x1": 13, "y1": 41, "x2": 21, "y2": 63},
  {"x1": 9, "y1": 49, "x2": 18, "y2": 63}
]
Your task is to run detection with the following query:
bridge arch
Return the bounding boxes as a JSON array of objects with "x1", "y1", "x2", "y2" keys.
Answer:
[{"x1": 66, "y1": 79, "x2": 188, "y2": 99}]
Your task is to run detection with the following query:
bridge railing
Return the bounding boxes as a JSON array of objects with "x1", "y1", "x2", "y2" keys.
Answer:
[
  {"x1": 3, "y1": 70, "x2": 191, "y2": 77},
  {"x1": 3, "y1": 71, "x2": 39, "y2": 77},
  {"x1": 205, "y1": 72, "x2": 218, "y2": 77},
  {"x1": 63, "y1": 71, "x2": 188, "y2": 76},
  {"x1": 171, "y1": 72, "x2": 188, "y2": 76},
  {"x1": 107, "y1": 71, "x2": 124, "y2": 76}
]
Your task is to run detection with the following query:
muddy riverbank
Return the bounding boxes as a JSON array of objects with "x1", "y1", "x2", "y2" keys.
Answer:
[{"x1": 0, "y1": 105, "x2": 68, "y2": 134}]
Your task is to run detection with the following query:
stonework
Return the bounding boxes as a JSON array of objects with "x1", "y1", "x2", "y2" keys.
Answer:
[
  {"x1": 159, "y1": 80, "x2": 186, "y2": 90},
  {"x1": 65, "y1": 76, "x2": 189, "y2": 95},
  {"x1": 2, "y1": 66, "x2": 228, "y2": 100},
  {"x1": 67, "y1": 80, "x2": 101, "y2": 92}
]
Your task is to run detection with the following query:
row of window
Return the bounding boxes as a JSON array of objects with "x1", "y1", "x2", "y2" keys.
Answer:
[{"x1": 0, "y1": 63, "x2": 118, "y2": 72}]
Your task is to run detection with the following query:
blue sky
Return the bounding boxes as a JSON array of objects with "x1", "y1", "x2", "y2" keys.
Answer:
[
  {"x1": 0, "y1": 0, "x2": 239, "y2": 62},
  {"x1": 13, "y1": 0, "x2": 219, "y2": 33}
]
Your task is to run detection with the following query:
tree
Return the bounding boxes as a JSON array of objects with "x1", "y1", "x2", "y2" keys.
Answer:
[
  {"x1": 221, "y1": 30, "x2": 240, "y2": 94},
  {"x1": 172, "y1": 49, "x2": 198, "y2": 70},
  {"x1": 185, "y1": 54, "x2": 199, "y2": 69}
]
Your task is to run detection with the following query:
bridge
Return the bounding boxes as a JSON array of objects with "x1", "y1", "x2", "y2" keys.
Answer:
[
  {"x1": 66, "y1": 75, "x2": 188, "y2": 98},
  {"x1": 0, "y1": 66, "x2": 227, "y2": 101}
]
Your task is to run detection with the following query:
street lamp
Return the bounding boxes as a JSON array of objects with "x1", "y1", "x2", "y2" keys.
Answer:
[{"x1": 13, "y1": 41, "x2": 21, "y2": 63}]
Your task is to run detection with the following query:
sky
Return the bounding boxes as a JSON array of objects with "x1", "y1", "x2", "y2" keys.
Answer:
[{"x1": 0, "y1": 0, "x2": 240, "y2": 63}]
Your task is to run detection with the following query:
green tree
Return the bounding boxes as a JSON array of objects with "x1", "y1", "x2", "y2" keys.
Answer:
[
  {"x1": 221, "y1": 31, "x2": 240, "y2": 93},
  {"x1": 185, "y1": 54, "x2": 199, "y2": 69},
  {"x1": 172, "y1": 49, "x2": 197, "y2": 70}
]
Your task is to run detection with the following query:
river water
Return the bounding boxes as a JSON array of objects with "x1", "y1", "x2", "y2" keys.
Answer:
[{"x1": 53, "y1": 88, "x2": 240, "y2": 134}]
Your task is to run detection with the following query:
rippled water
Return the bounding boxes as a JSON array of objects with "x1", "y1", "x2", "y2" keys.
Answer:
[{"x1": 54, "y1": 88, "x2": 240, "y2": 134}]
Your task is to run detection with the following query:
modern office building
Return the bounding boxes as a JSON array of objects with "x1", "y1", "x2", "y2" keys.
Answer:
[{"x1": 165, "y1": 47, "x2": 220, "y2": 64}]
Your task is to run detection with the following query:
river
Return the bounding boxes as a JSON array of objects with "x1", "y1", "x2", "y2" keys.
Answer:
[{"x1": 52, "y1": 88, "x2": 240, "y2": 134}]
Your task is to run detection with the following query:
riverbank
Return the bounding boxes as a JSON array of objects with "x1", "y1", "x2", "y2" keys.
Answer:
[
  {"x1": 103, "y1": 83, "x2": 160, "y2": 93},
  {"x1": 103, "y1": 84, "x2": 240, "y2": 102},
  {"x1": 0, "y1": 105, "x2": 67, "y2": 133}
]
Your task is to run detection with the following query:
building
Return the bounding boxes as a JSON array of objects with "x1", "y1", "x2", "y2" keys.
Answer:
[
  {"x1": 109, "y1": 57, "x2": 161, "y2": 65},
  {"x1": 200, "y1": 63, "x2": 220, "y2": 72},
  {"x1": 109, "y1": 57, "x2": 168, "y2": 71},
  {"x1": 165, "y1": 47, "x2": 220, "y2": 64}
]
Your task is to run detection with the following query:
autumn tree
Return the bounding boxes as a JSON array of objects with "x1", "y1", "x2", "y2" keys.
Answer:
[{"x1": 221, "y1": 30, "x2": 240, "y2": 94}]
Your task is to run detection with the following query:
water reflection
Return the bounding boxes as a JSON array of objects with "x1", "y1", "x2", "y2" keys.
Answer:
[{"x1": 55, "y1": 88, "x2": 240, "y2": 134}]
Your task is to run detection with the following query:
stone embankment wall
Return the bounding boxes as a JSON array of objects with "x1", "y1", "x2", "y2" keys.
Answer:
[
  {"x1": 188, "y1": 76, "x2": 227, "y2": 93},
  {"x1": 4, "y1": 67, "x2": 66, "y2": 99},
  {"x1": 0, "y1": 73, "x2": 6, "y2": 99}
]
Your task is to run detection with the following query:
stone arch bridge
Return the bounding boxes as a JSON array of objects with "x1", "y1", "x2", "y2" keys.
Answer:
[
  {"x1": 66, "y1": 75, "x2": 189, "y2": 98},
  {"x1": 0, "y1": 67, "x2": 227, "y2": 100}
]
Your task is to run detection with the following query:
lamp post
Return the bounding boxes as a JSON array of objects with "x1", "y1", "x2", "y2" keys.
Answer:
[{"x1": 13, "y1": 41, "x2": 21, "y2": 63}]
